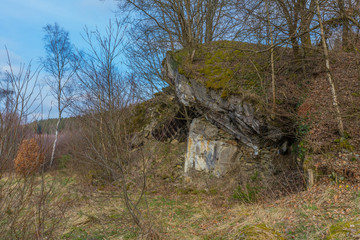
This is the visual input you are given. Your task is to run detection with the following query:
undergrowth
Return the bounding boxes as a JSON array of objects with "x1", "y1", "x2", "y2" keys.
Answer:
[{"x1": 2, "y1": 166, "x2": 358, "y2": 239}]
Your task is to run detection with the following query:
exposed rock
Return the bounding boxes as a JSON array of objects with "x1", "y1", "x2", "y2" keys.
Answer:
[
  {"x1": 162, "y1": 52, "x2": 287, "y2": 152},
  {"x1": 162, "y1": 48, "x2": 299, "y2": 178},
  {"x1": 184, "y1": 118, "x2": 294, "y2": 177},
  {"x1": 185, "y1": 118, "x2": 239, "y2": 176}
]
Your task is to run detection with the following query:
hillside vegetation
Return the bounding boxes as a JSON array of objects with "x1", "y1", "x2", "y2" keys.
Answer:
[
  {"x1": 2, "y1": 0, "x2": 360, "y2": 238},
  {"x1": 3, "y1": 44, "x2": 359, "y2": 240}
]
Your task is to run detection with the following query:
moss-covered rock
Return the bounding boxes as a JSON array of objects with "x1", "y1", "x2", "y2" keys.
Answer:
[
  {"x1": 128, "y1": 91, "x2": 192, "y2": 143},
  {"x1": 162, "y1": 41, "x2": 299, "y2": 183},
  {"x1": 172, "y1": 41, "x2": 268, "y2": 98},
  {"x1": 163, "y1": 43, "x2": 290, "y2": 150}
]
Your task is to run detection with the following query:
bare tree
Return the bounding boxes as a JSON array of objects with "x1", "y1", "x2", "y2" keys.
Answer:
[
  {"x1": 74, "y1": 19, "x2": 158, "y2": 237},
  {"x1": 117, "y1": 0, "x2": 237, "y2": 50},
  {"x1": 265, "y1": 0, "x2": 276, "y2": 119},
  {"x1": 0, "y1": 49, "x2": 67, "y2": 240},
  {"x1": 315, "y1": 0, "x2": 345, "y2": 137},
  {"x1": 125, "y1": 23, "x2": 170, "y2": 99},
  {"x1": 324, "y1": 0, "x2": 360, "y2": 50},
  {"x1": 118, "y1": 1, "x2": 242, "y2": 132},
  {"x1": 271, "y1": 0, "x2": 317, "y2": 58},
  {"x1": 42, "y1": 23, "x2": 76, "y2": 166},
  {"x1": 0, "y1": 49, "x2": 41, "y2": 170}
]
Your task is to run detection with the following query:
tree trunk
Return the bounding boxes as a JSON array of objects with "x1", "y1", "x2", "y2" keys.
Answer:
[
  {"x1": 316, "y1": 0, "x2": 345, "y2": 137},
  {"x1": 299, "y1": 0, "x2": 314, "y2": 56},
  {"x1": 300, "y1": 28, "x2": 312, "y2": 56},
  {"x1": 290, "y1": 30, "x2": 300, "y2": 59},
  {"x1": 205, "y1": 0, "x2": 215, "y2": 43},
  {"x1": 338, "y1": 0, "x2": 351, "y2": 50},
  {"x1": 266, "y1": 0, "x2": 276, "y2": 119},
  {"x1": 50, "y1": 117, "x2": 61, "y2": 166}
]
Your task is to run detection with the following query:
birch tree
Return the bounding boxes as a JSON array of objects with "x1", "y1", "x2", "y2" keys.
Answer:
[
  {"x1": 42, "y1": 23, "x2": 76, "y2": 166},
  {"x1": 315, "y1": 0, "x2": 345, "y2": 137}
]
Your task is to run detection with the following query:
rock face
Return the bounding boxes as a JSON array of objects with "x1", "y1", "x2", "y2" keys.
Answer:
[
  {"x1": 185, "y1": 118, "x2": 292, "y2": 178},
  {"x1": 185, "y1": 118, "x2": 239, "y2": 176},
  {"x1": 162, "y1": 52, "x2": 295, "y2": 177},
  {"x1": 162, "y1": 52, "x2": 286, "y2": 151}
]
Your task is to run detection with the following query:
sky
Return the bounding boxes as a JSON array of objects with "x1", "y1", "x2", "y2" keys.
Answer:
[{"x1": 0, "y1": 0, "x2": 119, "y2": 119}]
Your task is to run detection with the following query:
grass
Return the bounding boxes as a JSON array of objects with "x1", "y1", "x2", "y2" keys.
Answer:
[
  {"x1": 2, "y1": 168, "x2": 360, "y2": 239},
  {"x1": 66, "y1": 176, "x2": 360, "y2": 239}
]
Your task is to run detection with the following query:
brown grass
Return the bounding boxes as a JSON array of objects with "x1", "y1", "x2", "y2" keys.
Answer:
[{"x1": 53, "y1": 170, "x2": 360, "y2": 240}]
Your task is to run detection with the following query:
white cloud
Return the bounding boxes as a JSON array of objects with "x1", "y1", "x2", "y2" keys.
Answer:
[
  {"x1": 0, "y1": 48, "x2": 23, "y2": 64},
  {"x1": 0, "y1": 49, "x2": 24, "y2": 75}
]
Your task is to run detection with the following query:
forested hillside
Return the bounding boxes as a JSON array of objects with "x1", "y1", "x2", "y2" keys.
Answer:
[{"x1": 31, "y1": 118, "x2": 76, "y2": 135}]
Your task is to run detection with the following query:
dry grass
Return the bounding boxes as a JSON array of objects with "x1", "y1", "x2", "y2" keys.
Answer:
[
  {"x1": 26, "y1": 169, "x2": 354, "y2": 240},
  {"x1": 3, "y1": 165, "x2": 360, "y2": 239}
]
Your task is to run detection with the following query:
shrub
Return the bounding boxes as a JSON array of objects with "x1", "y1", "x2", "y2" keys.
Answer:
[{"x1": 14, "y1": 138, "x2": 45, "y2": 176}]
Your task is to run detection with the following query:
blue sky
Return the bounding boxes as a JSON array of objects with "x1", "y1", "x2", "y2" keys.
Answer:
[{"x1": 0, "y1": 0, "x2": 119, "y2": 119}]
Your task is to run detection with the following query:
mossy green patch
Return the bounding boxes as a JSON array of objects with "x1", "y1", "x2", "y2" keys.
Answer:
[
  {"x1": 172, "y1": 41, "x2": 268, "y2": 99},
  {"x1": 127, "y1": 92, "x2": 181, "y2": 134},
  {"x1": 128, "y1": 101, "x2": 152, "y2": 132},
  {"x1": 61, "y1": 227, "x2": 106, "y2": 240},
  {"x1": 351, "y1": 92, "x2": 360, "y2": 97},
  {"x1": 334, "y1": 137, "x2": 355, "y2": 152},
  {"x1": 327, "y1": 221, "x2": 360, "y2": 239},
  {"x1": 303, "y1": 157, "x2": 314, "y2": 170},
  {"x1": 236, "y1": 224, "x2": 285, "y2": 240}
]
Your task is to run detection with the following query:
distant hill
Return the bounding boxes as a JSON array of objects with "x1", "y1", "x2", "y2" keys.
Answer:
[{"x1": 30, "y1": 117, "x2": 76, "y2": 135}]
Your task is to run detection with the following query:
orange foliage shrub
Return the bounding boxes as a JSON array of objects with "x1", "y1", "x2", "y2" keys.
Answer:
[{"x1": 14, "y1": 138, "x2": 45, "y2": 176}]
